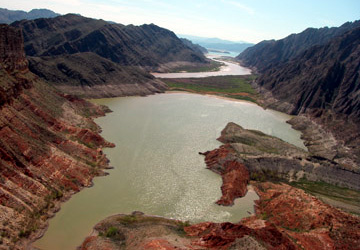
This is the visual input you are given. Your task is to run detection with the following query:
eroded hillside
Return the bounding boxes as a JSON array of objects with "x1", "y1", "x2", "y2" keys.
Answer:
[
  {"x1": 0, "y1": 24, "x2": 114, "y2": 249},
  {"x1": 10, "y1": 14, "x2": 212, "y2": 98}
]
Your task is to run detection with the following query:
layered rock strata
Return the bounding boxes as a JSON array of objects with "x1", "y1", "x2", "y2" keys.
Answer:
[
  {"x1": 200, "y1": 149, "x2": 250, "y2": 206},
  {"x1": 185, "y1": 182, "x2": 360, "y2": 250},
  {"x1": 11, "y1": 14, "x2": 210, "y2": 98},
  {"x1": 28, "y1": 53, "x2": 167, "y2": 98},
  {"x1": 202, "y1": 122, "x2": 360, "y2": 199},
  {"x1": 0, "y1": 24, "x2": 114, "y2": 249}
]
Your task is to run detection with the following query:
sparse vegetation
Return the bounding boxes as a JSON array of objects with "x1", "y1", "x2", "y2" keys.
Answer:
[
  {"x1": 117, "y1": 215, "x2": 137, "y2": 225},
  {"x1": 175, "y1": 221, "x2": 191, "y2": 236},
  {"x1": 169, "y1": 60, "x2": 224, "y2": 73},
  {"x1": 290, "y1": 179, "x2": 360, "y2": 215},
  {"x1": 163, "y1": 75, "x2": 258, "y2": 103},
  {"x1": 105, "y1": 226, "x2": 118, "y2": 237}
]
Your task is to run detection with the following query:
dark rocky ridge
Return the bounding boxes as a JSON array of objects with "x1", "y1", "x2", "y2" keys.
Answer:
[
  {"x1": 0, "y1": 24, "x2": 114, "y2": 249},
  {"x1": 10, "y1": 14, "x2": 209, "y2": 97},
  {"x1": 0, "y1": 8, "x2": 59, "y2": 24},
  {"x1": 237, "y1": 20, "x2": 360, "y2": 73},
  {"x1": 255, "y1": 27, "x2": 360, "y2": 119},
  {"x1": 27, "y1": 53, "x2": 166, "y2": 98},
  {"x1": 12, "y1": 14, "x2": 208, "y2": 68}
]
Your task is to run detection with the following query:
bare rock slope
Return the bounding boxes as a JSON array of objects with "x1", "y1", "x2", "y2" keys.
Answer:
[
  {"x1": 11, "y1": 14, "x2": 210, "y2": 97},
  {"x1": 0, "y1": 24, "x2": 113, "y2": 249}
]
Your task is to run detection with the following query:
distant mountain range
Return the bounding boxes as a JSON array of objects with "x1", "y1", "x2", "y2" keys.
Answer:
[
  {"x1": 180, "y1": 38, "x2": 208, "y2": 54},
  {"x1": 179, "y1": 34, "x2": 253, "y2": 54},
  {"x1": 0, "y1": 8, "x2": 59, "y2": 24}
]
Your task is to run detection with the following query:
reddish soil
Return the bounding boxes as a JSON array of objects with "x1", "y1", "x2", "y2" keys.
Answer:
[{"x1": 201, "y1": 146, "x2": 249, "y2": 206}]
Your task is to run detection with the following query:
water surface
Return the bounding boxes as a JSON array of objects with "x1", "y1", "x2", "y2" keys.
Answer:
[{"x1": 34, "y1": 93, "x2": 304, "y2": 250}]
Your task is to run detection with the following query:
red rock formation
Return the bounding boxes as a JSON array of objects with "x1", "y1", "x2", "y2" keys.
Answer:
[
  {"x1": 253, "y1": 182, "x2": 360, "y2": 250},
  {"x1": 197, "y1": 131, "x2": 360, "y2": 249},
  {"x1": 201, "y1": 146, "x2": 249, "y2": 206},
  {"x1": 0, "y1": 24, "x2": 114, "y2": 249},
  {"x1": 143, "y1": 239, "x2": 177, "y2": 250},
  {"x1": 216, "y1": 160, "x2": 249, "y2": 206},
  {"x1": 185, "y1": 220, "x2": 296, "y2": 249},
  {"x1": 184, "y1": 182, "x2": 360, "y2": 250}
]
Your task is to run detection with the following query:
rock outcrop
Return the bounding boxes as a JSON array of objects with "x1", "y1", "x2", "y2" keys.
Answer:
[
  {"x1": 200, "y1": 147, "x2": 250, "y2": 206},
  {"x1": 80, "y1": 212, "x2": 195, "y2": 250},
  {"x1": 0, "y1": 25, "x2": 28, "y2": 72},
  {"x1": 185, "y1": 182, "x2": 360, "y2": 250},
  {"x1": 202, "y1": 122, "x2": 360, "y2": 201},
  {"x1": 0, "y1": 24, "x2": 113, "y2": 249}
]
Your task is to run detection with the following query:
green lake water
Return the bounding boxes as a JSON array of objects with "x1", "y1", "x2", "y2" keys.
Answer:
[{"x1": 34, "y1": 93, "x2": 304, "y2": 250}]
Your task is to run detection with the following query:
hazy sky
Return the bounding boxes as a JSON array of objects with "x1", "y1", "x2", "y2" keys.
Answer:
[{"x1": 1, "y1": 0, "x2": 359, "y2": 43}]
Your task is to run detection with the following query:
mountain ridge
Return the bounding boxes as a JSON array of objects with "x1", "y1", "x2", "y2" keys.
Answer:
[
  {"x1": 179, "y1": 34, "x2": 253, "y2": 53},
  {"x1": 237, "y1": 20, "x2": 360, "y2": 72},
  {"x1": 11, "y1": 14, "x2": 211, "y2": 98},
  {"x1": 12, "y1": 14, "x2": 208, "y2": 68}
]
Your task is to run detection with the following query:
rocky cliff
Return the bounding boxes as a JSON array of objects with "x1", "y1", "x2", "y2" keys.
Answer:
[
  {"x1": 255, "y1": 27, "x2": 360, "y2": 120},
  {"x1": 0, "y1": 24, "x2": 114, "y2": 249}
]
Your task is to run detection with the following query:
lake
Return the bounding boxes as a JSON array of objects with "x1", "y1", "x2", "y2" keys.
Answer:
[{"x1": 33, "y1": 93, "x2": 304, "y2": 250}]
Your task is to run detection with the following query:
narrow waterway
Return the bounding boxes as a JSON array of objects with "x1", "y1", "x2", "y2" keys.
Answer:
[
  {"x1": 152, "y1": 56, "x2": 251, "y2": 78},
  {"x1": 34, "y1": 92, "x2": 304, "y2": 250}
]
